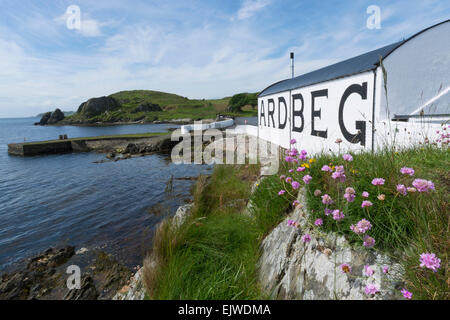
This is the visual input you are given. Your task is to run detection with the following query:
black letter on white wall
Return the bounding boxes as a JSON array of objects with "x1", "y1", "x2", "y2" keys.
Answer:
[
  {"x1": 268, "y1": 99, "x2": 275, "y2": 128},
  {"x1": 278, "y1": 97, "x2": 287, "y2": 129},
  {"x1": 292, "y1": 93, "x2": 304, "y2": 133},
  {"x1": 259, "y1": 100, "x2": 266, "y2": 126},
  {"x1": 338, "y1": 82, "x2": 367, "y2": 146},
  {"x1": 311, "y1": 89, "x2": 328, "y2": 138}
]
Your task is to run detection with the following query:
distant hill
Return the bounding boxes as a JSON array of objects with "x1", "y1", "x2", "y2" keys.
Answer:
[{"x1": 38, "y1": 90, "x2": 258, "y2": 125}]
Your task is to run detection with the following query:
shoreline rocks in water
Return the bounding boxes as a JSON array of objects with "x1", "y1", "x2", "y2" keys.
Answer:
[{"x1": 0, "y1": 246, "x2": 132, "y2": 300}]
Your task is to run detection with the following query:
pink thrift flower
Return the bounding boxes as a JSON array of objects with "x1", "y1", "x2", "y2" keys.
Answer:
[
  {"x1": 289, "y1": 169, "x2": 293, "y2": 173},
  {"x1": 364, "y1": 283, "x2": 379, "y2": 295},
  {"x1": 377, "y1": 194, "x2": 385, "y2": 201},
  {"x1": 302, "y1": 234, "x2": 311, "y2": 243},
  {"x1": 401, "y1": 288, "x2": 412, "y2": 300},
  {"x1": 382, "y1": 266, "x2": 389, "y2": 274},
  {"x1": 419, "y1": 253, "x2": 441, "y2": 272},
  {"x1": 321, "y1": 165, "x2": 332, "y2": 172},
  {"x1": 371, "y1": 178, "x2": 385, "y2": 186},
  {"x1": 285, "y1": 177, "x2": 292, "y2": 183},
  {"x1": 296, "y1": 166, "x2": 306, "y2": 172},
  {"x1": 332, "y1": 210, "x2": 344, "y2": 221},
  {"x1": 396, "y1": 184, "x2": 407, "y2": 196},
  {"x1": 314, "y1": 218, "x2": 323, "y2": 226},
  {"x1": 280, "y1": 175, "x2": 286, "y2": 180},
  {"x1": 285, "y1": 156, "x2": 294, "y2": 163},
  {"x1": 361, "y1": 200, "x2": 373, "y2": 208},
  {"x1": 292, "y1": 200, "x2": 300, "y2": 207},
  {"x1": 343, "y1": 154, "x2": 353, "y2": 161},
  {"x1": 278, "y1": 190, "x2": 286, "y2": 196},
  {"x1": 344, "y1": 193, "x2": 355, "y2": 202},
  {"x1": 290, "y1": 138, "x2": 296, "y2": 144},
  {"x1": 345, "y1": 187, "x2": 355, "y2": 194},
  {"x1": 321, "y1": 194, "x2": 333, "y2": 205},
  {"x1": 303, "y1": 175, "x2": 312, "y2": 184},
  {"x1": 412, "y1": 179, "x2": 435, "y2": 192},
  {"x1": 340, "y1": 263, "x2": 352, "y2": 273},
  {"x1": 350, "y1": 219, "x2": 372, "y2": 234},
  {"x1": 324, "y1": 208, "x2": 332, "y2": 216},
  {"x1": 313, "y1": 189, "x2": 322, "y2": 196},
  {"x1": 291, "y1": 181, "x2": 300, "y2": 190},
  {"x1": 362, "y1": 191, "x2": 369, "y2": 198},
  {"x1": 363, "y1": 235, "x2": 375, "y2": 248},
  {"x1": 400, "y1": 167, "x2": 415, "y2": 176},
  {"x1": 364, "y1": 265, "x2": 375, "y2": 276}
]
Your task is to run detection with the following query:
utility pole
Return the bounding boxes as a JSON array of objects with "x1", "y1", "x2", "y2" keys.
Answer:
[{"x1": 290, "y1": 52, "x2": 294, "y2": 78}]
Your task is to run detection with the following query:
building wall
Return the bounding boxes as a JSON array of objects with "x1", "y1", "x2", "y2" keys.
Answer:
[
  {"x1": 258, "y1": 71, "x2": 375, "y2": 154},
  {"x1": 378, "y1": 20, "x2": 450, "y2": 119}
]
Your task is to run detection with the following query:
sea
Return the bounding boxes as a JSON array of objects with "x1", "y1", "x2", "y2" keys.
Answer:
[{"x1": 0, "y1": 117, "x2": 213, "y2": 272}]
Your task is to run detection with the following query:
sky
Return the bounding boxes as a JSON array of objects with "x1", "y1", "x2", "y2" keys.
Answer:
[{"x1": 0, "y1": 0, "x2": 449, "y2": 117}]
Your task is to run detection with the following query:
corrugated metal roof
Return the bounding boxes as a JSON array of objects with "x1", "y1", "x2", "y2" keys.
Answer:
[{"x1": 259, "y1": 41, "x2": 404, "y2": 97}]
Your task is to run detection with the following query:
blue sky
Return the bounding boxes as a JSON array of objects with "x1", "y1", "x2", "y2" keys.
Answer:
[{"x1": 0, "y1": 0, "x2": 449, "y2": 117}]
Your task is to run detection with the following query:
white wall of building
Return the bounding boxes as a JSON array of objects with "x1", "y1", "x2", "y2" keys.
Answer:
[
  {"x1": 377, "y1": 20, "x2": 450, "y2": 119},
  {"x1": 258, "y1": 71, "x2": 375, "y2": 154}
]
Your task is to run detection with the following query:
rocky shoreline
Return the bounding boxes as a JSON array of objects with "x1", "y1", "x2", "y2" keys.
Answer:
[{"x1": 0, "y1": 246, "x2": 134, "y2": 300}]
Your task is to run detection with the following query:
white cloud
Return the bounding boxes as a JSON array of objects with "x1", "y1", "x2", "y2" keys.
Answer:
[
  {"x1": 236, "y1": 0, "x2": 271, "y2": 20},
  {"x1": 79, "y1": 19, "x2": 102, "y2": 37}
]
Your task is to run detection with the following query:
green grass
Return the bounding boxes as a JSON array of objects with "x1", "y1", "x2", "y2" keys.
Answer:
[
  {"x1": 63, "y1": 90, "x2": 257, "y2": 124},
  {"x1": 19, "y1": 132, "x2": 167, "y2": 145},
  {"x1": 145, "y1": 164, "x2": 291, "y2": 300},
  {"x1": 278, "y1": 145, "x2": 448, "y2": 300}
]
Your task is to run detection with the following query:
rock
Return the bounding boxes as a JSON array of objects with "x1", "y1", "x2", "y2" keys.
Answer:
[
  {"x1": 0, "y1": 246, "x2": 75, "y2": 300},
  {"x1": 173, "y1": 203, "x2": 194, "y2": 228},
  {"x1": 106, "y1": 153, "x2": 116, "y2": 160},
  {"x1": 35, "y1": 112, "x2": 51, "y2": 125},
  {"x1": 131, "y1": 103, "x2": 162, "y2": 113},
  {"x1": 47, "y1": 108, "x2": 65, "y2": 124},
  {"x1": 113, "y1": 268, "x2": 146, "y2": 300},
  {"x1": 76, "y1": 248, "x2": 89, "y2": 255},
  {"x1": 64, "y1": 275, "x2": 98, "y2": 300},
  {"x1": 92, "y1": 252, "x2": 132, "y2": 299},
  {"x1": 258, "y1": 190, "x2": 404, "y2": 300},
  {"x1": 77, "y1": 96, "x2": 120, "y2": 117}
]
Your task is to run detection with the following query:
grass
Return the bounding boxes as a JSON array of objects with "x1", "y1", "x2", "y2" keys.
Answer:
[
  {"x1": 63, "y1": 90, "x2": 258, "y2": 124},
  {"x1": 278, "y1": 145, "x2": 448, "y2": 300},
  {"x1": 18, "y1": 132, "x2": 167, "y2": 145},
  {"x1": 144, "y1": 164, "x2": 291, "y2": 300}
]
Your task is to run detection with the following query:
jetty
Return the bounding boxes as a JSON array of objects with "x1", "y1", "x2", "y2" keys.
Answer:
[{"x1": 7, "y1": 132, "x2": 169, "y2": 156}]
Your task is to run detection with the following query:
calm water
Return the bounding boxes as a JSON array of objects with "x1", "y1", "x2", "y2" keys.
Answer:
[{"x1": 0, "y1": 118, "x2": 212, "y2": 271}]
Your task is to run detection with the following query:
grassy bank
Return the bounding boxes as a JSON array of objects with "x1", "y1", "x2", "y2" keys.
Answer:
[
  {"x1": 144, "y1": 164, "x2": 291, "y2": 299},
  {"x1": 143, "y1": 143, "x2": 448, "y2": 300}
]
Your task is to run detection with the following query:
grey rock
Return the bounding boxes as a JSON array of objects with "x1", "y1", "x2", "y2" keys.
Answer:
[
  {"x1": 47, "y1": 108, "x2": 65, "y2": 124},
  {"x1": 77, "y1": 96, "x2": 120, "y2": 117},
  {"x1": 258, "y1": 190, "x2": 404, "y2": 300}
]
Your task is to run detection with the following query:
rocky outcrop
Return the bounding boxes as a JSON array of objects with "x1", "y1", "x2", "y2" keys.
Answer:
[
  {"x1": 77, "y1": 96, "x2": 120, "y2": 117},
  {"x1": 47, "y1": 108, "x2": 65, "y2": 124},
  {"x1": 258, "y1": 191, "x2": 405, "y2": 300},
  {"x1": 35, "y1": 108, "x2": 65, "y2": 125},
  {"x1": 132, "y1": 103, "x2": 162, "y2": 113}
]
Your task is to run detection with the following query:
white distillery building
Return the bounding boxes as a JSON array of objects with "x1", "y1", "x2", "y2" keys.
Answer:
[{"x1": 257, "y1": 20, "x2": 450, "y2": 152}]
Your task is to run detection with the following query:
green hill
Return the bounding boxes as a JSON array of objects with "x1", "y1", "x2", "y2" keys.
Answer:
[{"x1": 60, "y1": 90, "x2": 258, "y2": 124}]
